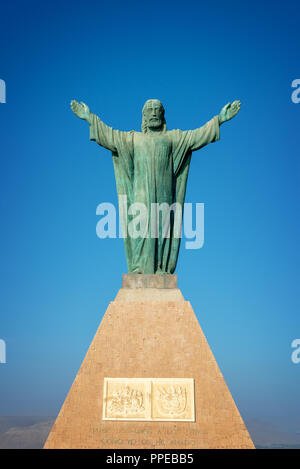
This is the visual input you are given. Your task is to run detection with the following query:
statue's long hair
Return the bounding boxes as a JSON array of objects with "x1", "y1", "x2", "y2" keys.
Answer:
[{"x1": 141, "y1": 99, "x2": 167, "y2": 133}]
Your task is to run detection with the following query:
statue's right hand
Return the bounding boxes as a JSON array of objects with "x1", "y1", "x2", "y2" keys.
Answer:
[{"x1": 71, "y1": 100, "x2": 91, "y2": 123}]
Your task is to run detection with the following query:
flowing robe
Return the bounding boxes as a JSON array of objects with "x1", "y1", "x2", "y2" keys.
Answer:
[{"x1": 90, "y1": 114, "x2": 220, "y2": 274}]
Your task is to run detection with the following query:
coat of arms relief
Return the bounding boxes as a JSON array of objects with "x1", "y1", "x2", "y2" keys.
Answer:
[
  {"x1": 107, "y1": 385, "x2": 145, "y2": 416},
  {"x1": 156, "y1": 385, "x2": 187, "y2": 417},
  {"x1": 103, "y1": 378, "x2": 194, "y2": 421}
]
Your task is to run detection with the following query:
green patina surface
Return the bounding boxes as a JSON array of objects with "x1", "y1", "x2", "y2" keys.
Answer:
[{"x1": 71, "y1": 98, "x2": 241, "y2": 274}]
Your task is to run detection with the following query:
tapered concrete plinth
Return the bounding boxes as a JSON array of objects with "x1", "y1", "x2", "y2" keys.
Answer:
[{"x1": 44, "y1": 275, "x2": 254, "y2": 449}]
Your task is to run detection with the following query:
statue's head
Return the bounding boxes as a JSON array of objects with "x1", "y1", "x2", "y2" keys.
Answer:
[{"x1": 142, "y1": 99, "x2": 167, "y2": 133}]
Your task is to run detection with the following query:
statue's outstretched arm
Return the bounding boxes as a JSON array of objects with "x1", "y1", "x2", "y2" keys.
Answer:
[
  {"x1": 71, "y1": 99, "x2": 118, "y2": 152},
  {"x1": 189, "y1": 100, "x2": 241, "y2": 152}
]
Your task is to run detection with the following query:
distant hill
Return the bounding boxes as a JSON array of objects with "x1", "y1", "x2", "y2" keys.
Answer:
[
  {"x1": 0, "y1": 417, "x2": 54, "y2": 449},
  {"x1": 247, "y1": 420, "x2": 300, "y2": 449}
]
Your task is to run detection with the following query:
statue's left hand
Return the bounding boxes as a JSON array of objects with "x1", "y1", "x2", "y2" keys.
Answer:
[
  {"x1": 219, "y1": 100, "x2": 241, "y2": 124},
  {"x1": 71, "y1": 100, "x2": 91, "y2": 123}
]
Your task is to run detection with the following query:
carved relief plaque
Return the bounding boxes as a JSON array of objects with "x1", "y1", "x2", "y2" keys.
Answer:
[{"x1": 103, "y1": 378, "x2": 195, "y2": 421}]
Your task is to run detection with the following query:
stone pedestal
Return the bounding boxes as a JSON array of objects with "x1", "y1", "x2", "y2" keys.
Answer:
[{"x1": 44, "y1": 275, "x2": 254, "y2": 449}]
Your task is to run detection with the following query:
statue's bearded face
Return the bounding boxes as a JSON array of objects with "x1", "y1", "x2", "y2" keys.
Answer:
[{"x1": 143, "y1": 101, "x2": 164, "y2": 130}]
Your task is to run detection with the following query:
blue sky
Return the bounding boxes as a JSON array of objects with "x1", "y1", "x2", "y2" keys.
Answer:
[{"x1": 0, "y1": 0, "x2": 299, "y2": 433}]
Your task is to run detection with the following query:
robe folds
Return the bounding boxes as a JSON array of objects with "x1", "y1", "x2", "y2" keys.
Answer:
[{"x1": 90, "y1": 114, "x2": 220, "y2": 274}]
